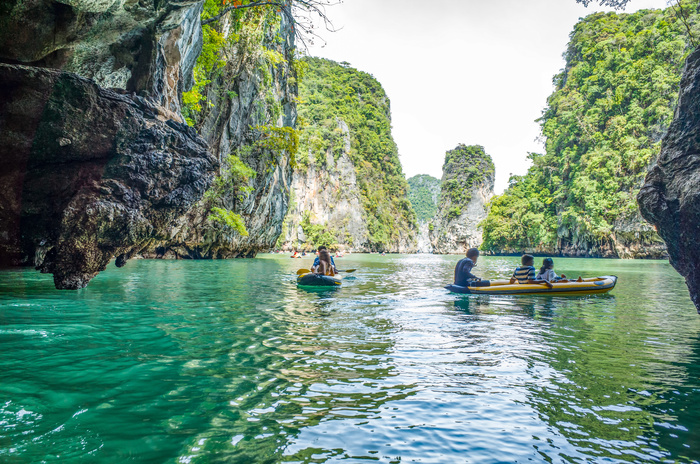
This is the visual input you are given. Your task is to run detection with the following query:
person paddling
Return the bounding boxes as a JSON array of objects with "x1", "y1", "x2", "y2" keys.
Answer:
[
  {"x1": 311, "y1": 245, "x2": 337, "y2": 273},
  {"x1": 454, "y1": 248, "x2": 482, "y2": 287},
  {"x1": 315, "y1": 249, "x2": 336, "y2": 276}
]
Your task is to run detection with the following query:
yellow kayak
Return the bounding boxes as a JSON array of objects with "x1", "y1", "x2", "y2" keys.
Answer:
[{"x1": 445, "y1": 276, "x2": 617, "y2": 295}]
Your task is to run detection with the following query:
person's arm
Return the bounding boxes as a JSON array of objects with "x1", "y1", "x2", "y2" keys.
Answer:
[
  {"x1": 465, "y1": 268, "x2": 479, "y2": 281},
  {"x1": 529, "y1": 268, "x2": 553, "y2": 288}
]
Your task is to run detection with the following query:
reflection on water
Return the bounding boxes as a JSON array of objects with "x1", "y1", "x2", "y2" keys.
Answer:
[{"x1": 1, "y1": 255, "x2": 699, "y2": 463}]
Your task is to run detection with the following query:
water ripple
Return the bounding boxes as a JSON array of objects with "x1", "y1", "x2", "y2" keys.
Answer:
[{"x1": 1, "y1": 255, "x2": 699, "y2": 463}]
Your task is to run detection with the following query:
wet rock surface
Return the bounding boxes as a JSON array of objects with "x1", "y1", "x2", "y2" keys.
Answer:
[
  {"x1": 0, "y1": 64, "x2": 216, "y2": 288},
  {"x1": 0, "y1": 0, "x2": 203, "y2": 114},
  {"x1": 639, "y1": 47, "x2": 700, "y2": 313},
  {"x1": 147, "y1": 12, "x2": 298, "y2": 259}
]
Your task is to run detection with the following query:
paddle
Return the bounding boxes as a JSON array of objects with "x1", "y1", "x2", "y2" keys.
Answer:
[{"x1": 297, "y1": 268, "x2": 356, "y2": 275}]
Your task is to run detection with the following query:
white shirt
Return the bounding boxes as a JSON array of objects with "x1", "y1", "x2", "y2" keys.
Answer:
[{"x1": 536, "y1": 269, "x2": 558, "y2": 281}]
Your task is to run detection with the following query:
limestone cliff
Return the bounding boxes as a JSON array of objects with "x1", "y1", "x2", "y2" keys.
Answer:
[
  {"x1": 0, "y1": 0, "x2": 218, "y2": 288},
  {"x1": 480, "y1": 7, "x2": 693, "y2": 259},
  {"x1": 146, "y1": 7, "x2": 298, "y2": 259},
  {"x1": 639, "y1": 47, "x2": 700, "y2": 313},
  {"x1": 277, "y1": 57, "x2": 416, "y2": 252},
  {"x1": 0, "y1": 0, "x2": 204, "y2": 115},
  {"x1": 0, "y1": 0, "x2": 297, "y2": 286},
  {"x1": 279, "y1": 119, "x2": 369, "y2": 252},
  {"x1": 430, "y1": 145, "x2": 494, "y2": 254}
]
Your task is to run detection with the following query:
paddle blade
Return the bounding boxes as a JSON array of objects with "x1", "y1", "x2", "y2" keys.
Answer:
[
  {"x1": 297, "y1": 269, "x2": 311, "y2": 275},
  {"x1": 342, "y1": 269, "x2": 356, "y2": 273}
]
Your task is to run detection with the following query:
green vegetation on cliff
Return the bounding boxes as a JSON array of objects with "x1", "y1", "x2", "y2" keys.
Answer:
[
  {"x1": 438, "y1": 145, "x2": 494, "y2": 220},
  {"x1": 407, "y1": 175, "x2": 441, "y2": 222},
  {"x1": 296, "y1": 57, "x2": 416, "y2": 250},
  {"x1": 182, "y1": 0, "x2": 298, "y2": 238},
  {"x1": 481, "y1": 3, "x2": 699, "y2": 253}
]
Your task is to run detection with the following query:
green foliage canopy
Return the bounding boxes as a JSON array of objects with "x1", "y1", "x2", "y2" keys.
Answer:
[
  {"x1": 482, "y1": 3, "x2": 699, "y2": 253},
  {"x1": 296, "y1": 57, "x2": 417, "y2": 250},
  {"x1": 439, "y1": 144, "x2": 495, "y2": 208},
  {"x1": 407, "y1": 175, "x2": 441, "y2": 222}
]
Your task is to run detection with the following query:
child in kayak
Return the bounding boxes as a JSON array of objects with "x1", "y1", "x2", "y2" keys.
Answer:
[
  {"x1": 510, "y1": 254, "x2": 553, "y2": 288},
  {"x1": 536, "y1": 258, "x2": 566, "y2": 282}
]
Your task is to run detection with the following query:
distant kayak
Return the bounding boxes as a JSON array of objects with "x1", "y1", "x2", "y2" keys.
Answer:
[
  {"x1": 297, "y1": 272, "x2": 342, "y2": 287},
  {"x1": 446, "y1": 276, "x2": 617, "y2": 295}
]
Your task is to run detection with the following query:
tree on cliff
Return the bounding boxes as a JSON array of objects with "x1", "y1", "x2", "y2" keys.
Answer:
[
  {"x1": 201, "y1": 0, "x2": 339, "y2": 47},
  {"x1": 576, "y1": 0, "x2": 631, "y2": 7}
]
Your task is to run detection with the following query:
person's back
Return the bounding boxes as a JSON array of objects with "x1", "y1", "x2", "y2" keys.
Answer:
[
  {"x1": 312, "y1": 246, "x2": 336, "y2": 272},
  {"x1": 317, "y1": 250, "x2": 335, "y2": 276},
  {"x1": 512, "y1": 254, "x2": 536, "y2": 284},
  {"x1": 536, "y1": 257, "x2": 563, "y2": 282},
  {"x1": 536, "y1": 268, "x2": 557, "y2": 281},
  {"x1": 454, "y1": 248, "x2": 480, "y2": 286}
]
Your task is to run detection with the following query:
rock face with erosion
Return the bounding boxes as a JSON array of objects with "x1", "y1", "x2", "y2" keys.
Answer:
[
  {"x1": 0, "y1": 0, "x2": 219, "y2": 287},
  {"x1": 153, "y1": 11, "x2": 298, "y2": 258},
  {"x1": 0, "y1": 0, "x2": 298, "y2": 284},
  {"x1": 0, "y1": 64, "x2": 216, "y2": 289},
  {"x1": 279, "y1": 120, "x2": 369, "y2": 252},
  {"x1": 0, "y1": 0, "x2": 204, "y2": 113},
  {"x1": 277, "y1": 57, "x2": 416, "y2": 253},
  {"x1": 638, "y1": 47, "x2": 700, "y2": 313},
  {"x1": 430, "y1": 145, "x2": 494, "y2": 254}
]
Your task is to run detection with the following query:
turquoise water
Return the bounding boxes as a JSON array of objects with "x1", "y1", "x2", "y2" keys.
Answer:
[{"x1": 1, "y1": 254, "x2": 699, "y2": 463}]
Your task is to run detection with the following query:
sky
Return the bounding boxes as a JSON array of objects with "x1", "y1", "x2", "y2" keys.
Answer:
[{"x1": 306, "y1": 0, "x2": 671, "y2": 193}]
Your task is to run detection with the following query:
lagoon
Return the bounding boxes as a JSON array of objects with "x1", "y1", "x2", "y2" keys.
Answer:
[{"x1": 1, "y1": 255, "x2": 699, "y2": 463}]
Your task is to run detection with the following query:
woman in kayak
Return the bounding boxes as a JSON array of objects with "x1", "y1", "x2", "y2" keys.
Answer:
[{"x1": 315, "y1": 249, "x2": 336, "y2": 276}]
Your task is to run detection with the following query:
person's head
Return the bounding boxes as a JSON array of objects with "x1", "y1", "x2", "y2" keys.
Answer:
[
  {"x1": 317, "y1": 245, "x2": 327, "y2": 253},
  {"x1": 540, "y1": 257, "x2": 553, "y2": 275},
  {"x1": 319, "y1": 249, "x2": 331, "y2": 264},
  {"x1": 521, "y1": 254, "x2": 534, "y2": 266},
  {"x1": 466, "y1": 247, "x2": 479, "y2": 263}
]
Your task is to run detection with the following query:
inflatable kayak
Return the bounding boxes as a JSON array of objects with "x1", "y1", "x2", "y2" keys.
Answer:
[
  {"x1": 445, "y1": 276, "x2": 617, "y2": 295},
  {"x1": 297, "y1": 272, "x2": 342, "y2": 287}
]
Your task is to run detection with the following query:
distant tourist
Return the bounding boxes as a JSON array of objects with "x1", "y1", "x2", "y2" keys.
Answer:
[
  {"x1": 536, "y1": 258, "x2": 566, "y2": 282},
  {"x1": 312, "y1": 246, "x2": 337, "y2": 273},
  {"x1": 454, "y1": 248, "x2": 481, "y2": 286}
]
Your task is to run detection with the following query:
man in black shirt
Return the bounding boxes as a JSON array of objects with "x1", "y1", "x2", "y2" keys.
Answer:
[{"x1": 454, "y1": 248, "x2": 481, "y2": 287}]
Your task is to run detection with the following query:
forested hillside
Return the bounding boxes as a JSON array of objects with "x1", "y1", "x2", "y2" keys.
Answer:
[
  {"x1": 279, "y1": 57, "x2": 416, "y2": 251},
  {"x1": 407, "y1": 175, "x2": 441, "y2": 223},
  {"x1": 481, "y1": 3, "x2": 699, "y2": 257}
]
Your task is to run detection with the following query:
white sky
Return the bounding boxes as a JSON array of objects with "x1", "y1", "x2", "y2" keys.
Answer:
[{"x1": 306, "y1": 0, "x2": 671, "y2": 193}]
